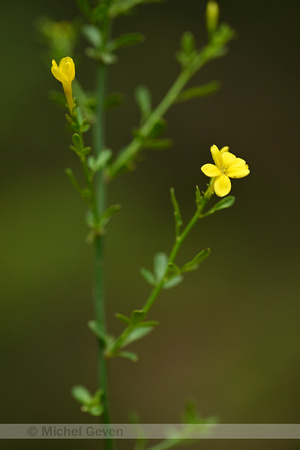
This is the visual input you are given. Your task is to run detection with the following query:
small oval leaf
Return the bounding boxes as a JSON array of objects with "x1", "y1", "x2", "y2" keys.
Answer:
[
  {"x1": 122, "y1": 326, "x2": 154, "y2": 348},
  {"x1": 209, "y1": 195, "x2": 235, "y2": 213},
  {"x1": 153, "y1": 252, "x2": 168, "y2": 282},
  {"x1": 118, "y1": 351, "x2": 138, "y2": 362},
  {"x1": 163, "y1": 275, "x2": 183, "y2": 289},
  {"x1": 71, "y1": 385, "x2": 93, "y2": 405},
  {"x1": 140, "y1": 267, "x2": 156, "y2": 285},
  {"x1": 181, "y1": 248, "x2": 211, "y2": 272}
]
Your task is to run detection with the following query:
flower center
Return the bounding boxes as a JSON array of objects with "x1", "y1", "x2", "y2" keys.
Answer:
[{"x1": 220, "y1": 165, "x2": 226, "y2": 174}]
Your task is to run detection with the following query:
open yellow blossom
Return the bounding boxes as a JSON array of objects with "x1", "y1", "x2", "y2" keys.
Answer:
[
  {"x1": 201, "y1": 145, "x2": 250, "y2": 197},
  {"x1": 51, "y1": 57, "x2": 75, "y2": 114}
]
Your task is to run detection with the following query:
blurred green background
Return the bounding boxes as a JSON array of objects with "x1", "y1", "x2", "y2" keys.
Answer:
[{"x1": 0, "y1": 0, "x2": 299, "y2": 449}]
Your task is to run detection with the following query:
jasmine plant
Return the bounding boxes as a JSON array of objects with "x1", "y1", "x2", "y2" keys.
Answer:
[{"x1": 42, "y1": 1, "x2": 250, "y2": 448}]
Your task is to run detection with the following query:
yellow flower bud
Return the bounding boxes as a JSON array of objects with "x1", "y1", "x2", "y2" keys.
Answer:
[
  {"x1": 206, "y1": 1, "x2": 219, "y2": 36},
  {"x1": 51, "y1": 57, "x2": 75, "y2": 114}
]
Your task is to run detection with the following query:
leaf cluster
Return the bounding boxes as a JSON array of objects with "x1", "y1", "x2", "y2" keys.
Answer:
[
  {"x1": 71, "y1": 385, "x2": 104, "y2": 416},
  {"x1": 83, "y1": 22, "x2": 145, "y2": 64},
  {"x1": 89, "y1": 310, "x2": 159, "y2": 362},
  {"x1": 66, "y1": 111, "x2": 120, "y2": 240}
]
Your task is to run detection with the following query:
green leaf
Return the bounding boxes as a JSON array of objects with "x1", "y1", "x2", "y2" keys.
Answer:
[
  {"x1": 140, "y1": 267, "x2": 156, "y2": 286},
  {"x1": 182, "y1": 399, "x2": 202, "y2": 424},
  {"x1": 82, "y1": 24, "x2": 102, "y2": 48},
  {"x1": 85, "y1": 47, "x2": 117, "y2": 64},
  {"x1": 195, "y1": 185, "x2": 203, "y2": 207},
  {"x1": 130, "y1": 309, "x2": 146, "y2": 325},
  {"x1": 83, "y1": 146, "x2": 91, "y2": 155},
  {"x1": 121, "y1": 326, "x2": 154, "y2": 348},
  {"x1": 81, "y1": 188, "x2": 92, "y2": 199},
  {"x1": 109, "y1": 0, "x2": 165, "y2": 18},
  {"x1": 176, "y1": 81, "x2": 221, "y2": 103},
  {"x1": 83, "y1": 404, "x2": 104, "y2": 416},
  {"x1": 118, "y1": 351, "x2": 138, "y2": 362},
  {"x1": 153, "y1": 252, "x2": 168, "y2": 282},
  {"x1": 65, "y1": 168, "x2": 82, "y2": 194},
  {"x1": 163, "y1": 275, "x2": 183, "y2": 289},
  {"x1": 87, "y1": 149, "x2": 112, "y2": 172},
  {"x1": 170, "y1": 187, "x2": 183, "y2": 232},
  {"x1": 71, "y1": 385, "x2": 93, "y2": 405},
  {"x1": 88, "y1": 320, "x2": 107, "y2": 342},
  {"x1": 72, "y1": 133, "x2": 83, "y2": 150},
  {"x1": 85, "y1": 210, "x2": 96, "y2": 229},
  {"x1": 176, "y1": 51, "x2": 190, "y2": 68},
  {"x1": 135, "y1": 85, "x2": 151, "y2": 123},
  {"x1": 115, "y1": 313, "x2": 130, "y2": 324},
  {"x1": 72, "y1": 385, "x2": 104, "y2": 416},
  {"x1": 168, "y1": 262, "x2": 181, "y2": 276},
  {"x1": 108, "y1": 33, "x2": 145, "y2": 52},
  {"x1": 208, "y1": 195, "x2": 235, "y2": 214},
  {"x1": 148, "y1": 118, "x2": 166, "y2": 138},
  {"x1": 181, "y1": 248, "x2": 211, "y2": 272},
  {"x1": 75, "y1": 106, "x2": 85, "y2": 127},
  {"x1": 176, "y1": 32, "x2": 198, "y2": 68},
  {"x1": 212, "y1": 23, "x2": 236, "y2": 47},
  {"x1": 81, "y1": 123, "x2": 90, "y2": 133},
  {"x1": 99, "y1": 204, "x2": 121, "y2": 230},
  {"x1": 181, "y1": 31, "x2": 196, "y2": 54}
]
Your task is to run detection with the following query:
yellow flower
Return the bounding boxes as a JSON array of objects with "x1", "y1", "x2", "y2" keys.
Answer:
[
  {"x1": 201, "y1": 145, "x2": 250, "y2": 197},
  {"x1": 51, "y1": 57, "x2": 75, "y2": 114}
]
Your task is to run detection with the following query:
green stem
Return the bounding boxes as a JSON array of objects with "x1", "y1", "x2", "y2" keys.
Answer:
[
  {"x1": 93, "y1": 61, "x2": 115, "y2": 450},
  {"x1": 143, "y1": 192, "x2": 211, "y2": 313},
  {"x1": 107, "y1": 44, "x2": 225, "y2": 179},
  {"x1": 110, "y1": 190, "x2": 212, "y2": 355},
  {"x1": 143, "y1": 208, "x2": 200, "y2": 314}
]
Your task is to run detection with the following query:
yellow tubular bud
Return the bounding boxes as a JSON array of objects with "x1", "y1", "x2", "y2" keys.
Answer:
[
  {"x1": 51, "y1": 57, "x2": 75, "y2": 114},
  {"x1": 206, "y1": 1, "x2": 220, "y2": 36}
]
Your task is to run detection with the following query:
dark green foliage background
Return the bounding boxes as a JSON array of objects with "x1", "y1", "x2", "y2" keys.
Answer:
[{"x1": 0, "y1": 0, "x2": 299, "y2": 449}]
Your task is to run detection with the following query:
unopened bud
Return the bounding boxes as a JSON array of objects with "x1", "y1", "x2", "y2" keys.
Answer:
[{"x1": 206, "y1": 1, "x2": 219, "y2": 36}]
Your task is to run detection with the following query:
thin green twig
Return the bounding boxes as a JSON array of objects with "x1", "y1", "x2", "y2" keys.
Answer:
[
  {"x1": 106, "y1": 40, "x2": 230, "y2": 179},
  {"x1": 92, "y1": 11, "x2": 116, "y2": 448},
  {"x1": 109, "y1": 189, "x2": 212, "y2": 355}
]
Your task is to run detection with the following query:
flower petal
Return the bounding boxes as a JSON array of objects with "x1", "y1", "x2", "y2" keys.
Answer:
[
  {"x1": 59, "y1": 57, "x2": 75, "y2": 83},
  {"x1": 210, "y1": 145, "x2": 223, "y2": 169},
  {"x1": 220, "y1": 146, "x2": 229, "y2": 153},
  {"x1": 226, "y1": 158, "x2": 250, "y2": 178},
  {"x1": 51, "y1": 65, "x2": 68, "y2": 83},
  {"x1": 214, "y1": 174, "x2": 231, "y2": 197},
  {"x1": 62, "y1": 82, "x2": 74, "y2": 113},
  {"x1": 201, "y1": 163, "x2": 222, "y2": 177},
  {"x1": 228, "y1": 157, "x2": 247, "y2": 168},
  {"x1": 52, "y1": 59, "x2": 58, "y2": 70},
  {"x1": 227, "y1": 166, "x2": 250, "y2": 178},
  {"x1": 222, "y1": 152, "x2": 236, "y2": 167}
]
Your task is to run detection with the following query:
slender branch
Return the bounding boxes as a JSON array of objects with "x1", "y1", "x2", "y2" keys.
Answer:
[
  {"x1": 106, "y1": 43, "x2": 228, "y2": 179},
  {"x1": 109, "y1": 190, "x2": 213, "y2": 355},
  {"x1": 93, "y1": 57, "x2": 115, "y2": 450},
  {"x1": 143, "y1": 195, "x2": 210, "y2": 314}
]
